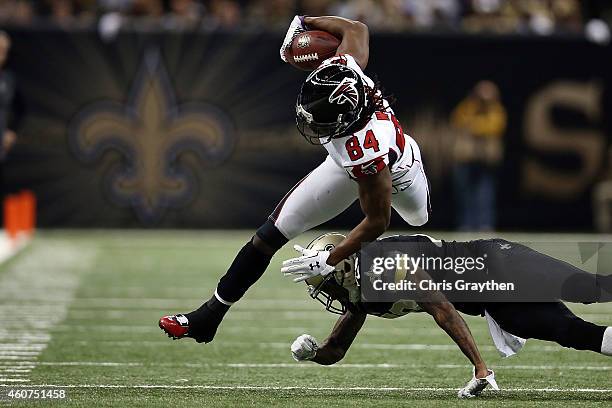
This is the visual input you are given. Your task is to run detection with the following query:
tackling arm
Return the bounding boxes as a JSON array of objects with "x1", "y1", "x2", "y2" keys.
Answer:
[
  {"x1": 419, "y1": 300, "x2": 489, "y2": 378},
  {"x1": 412, "y1": 268, "x2": 488, "y2": 378},
  {"x1": 291, "y1": 309, "x2": 367, "y2": 365},
  {"x1": 303, "y1": 16, "x2": 369, "y2": 70},
  {"x1": 280, "y1": 168, "x2": 392, "y2": 281},
  {"x1": 326, "y1": 168, "x2": 392, "y2": 266}
]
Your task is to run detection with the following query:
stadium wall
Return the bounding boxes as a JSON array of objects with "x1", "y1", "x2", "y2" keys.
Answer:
[{"x1": 4, "y1": 29, "x2": 612, "y2": 230}]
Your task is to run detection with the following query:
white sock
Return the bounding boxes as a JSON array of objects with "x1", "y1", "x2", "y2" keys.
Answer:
[
  {"x1": 214, "y1": 289, "x2": 234, "y2": 306},
  {"x1": 602, "y1": 327, "x2": 612, "y2": 356}
]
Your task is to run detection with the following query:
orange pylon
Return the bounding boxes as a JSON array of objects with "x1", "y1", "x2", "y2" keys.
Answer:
[{"x1": 3, "y1": 190, "x2": 36, "y2": 240}]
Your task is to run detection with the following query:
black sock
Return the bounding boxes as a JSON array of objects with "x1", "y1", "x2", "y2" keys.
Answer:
[
  {"x1": 185, "y1": 295, "x2": 229, "y2": 328},
  {"x1": 215, "y1": 239, "x2": 273, "y2": 303},
  {"x1": 182, "y1": 224, "x2": 287, "y2": 343},
  {"x1": 183, "y1": 240, "x2": 271, "y2": 341}
]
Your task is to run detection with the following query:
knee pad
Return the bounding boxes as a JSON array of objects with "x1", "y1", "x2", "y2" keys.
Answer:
[{"x1": 256, "y1": 219, "x2": 289, "y2": 252}]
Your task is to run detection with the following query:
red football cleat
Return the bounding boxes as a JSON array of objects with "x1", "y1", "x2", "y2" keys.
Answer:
[{"x1": 159, "y1": 314, "x2": 190, "y2": 340}]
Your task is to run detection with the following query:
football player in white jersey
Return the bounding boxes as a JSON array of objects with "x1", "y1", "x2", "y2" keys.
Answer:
[{"x1": 159, "y1": 16, "x2": 430, "y2": 344}]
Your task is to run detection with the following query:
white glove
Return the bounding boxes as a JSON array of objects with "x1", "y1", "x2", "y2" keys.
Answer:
[
  {"x1": 457, "y1": 368, "x2": 499, "y2": 398},
  {"x1": 291, "y1": 334, "x2": 318, "y2": 361},
  {"x1": 281, "y1": 245, "x2": 335, "y2": 282},
  {"x1": 280, "y1": 15, "x2": 308, "y2": 62}
]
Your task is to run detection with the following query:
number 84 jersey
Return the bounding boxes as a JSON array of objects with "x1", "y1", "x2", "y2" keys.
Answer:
[{"x1": 323, "y1": 110, "x2": 417, "y2": 180}]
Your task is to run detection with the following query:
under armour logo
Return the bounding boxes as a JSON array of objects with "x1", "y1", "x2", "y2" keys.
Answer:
[
  {"x1": 309, "y1": 262, "x2": 320, "y2": 271},
  {"x1": 499, "y1": 243, "x2": 511, "y2": 250}
]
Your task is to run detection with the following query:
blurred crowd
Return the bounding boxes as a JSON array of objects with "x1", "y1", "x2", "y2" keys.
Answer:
[{"x1": 0, "y1": 0, "x2": 610, "y2": 36}]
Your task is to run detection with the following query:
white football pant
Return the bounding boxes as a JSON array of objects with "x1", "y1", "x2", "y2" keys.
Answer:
[{"x1": 270, "y1": 138, "x2": 430, "y2": 240}]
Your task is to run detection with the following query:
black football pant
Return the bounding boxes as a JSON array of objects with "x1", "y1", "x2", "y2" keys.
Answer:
[
  {"x1": 485, "y1": 302, "x2": 607, "y2": 353},
  {"x1": 477, "y1": 239, "x2": 612, "y2": 303}
]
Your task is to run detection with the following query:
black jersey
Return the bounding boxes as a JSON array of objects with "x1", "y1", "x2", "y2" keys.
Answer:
[
  {"x1": 354, "y1": 234, "x2": 610, "y2": 319},
  {"x1": 355, "y1": 234, "x2": 488, "y2": 318}
]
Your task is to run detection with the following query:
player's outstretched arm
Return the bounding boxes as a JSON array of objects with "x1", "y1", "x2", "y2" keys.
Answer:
[
  {"x1": 326, "y1": 168, "x2": 392, "y2": 266},
  {"x1": 419, "y1": 300, "x2": 489, "y2": 376},
  {"x1": 413, "y1": 273, "x2": 488, "y2": 379},
  {"x1": 303, "y1": 16, "x2": 369, "y2": 70},
  {"x1": 291, "y1": 309, "x2": 366, "y2": 365},
  {"x1": 411, "y1": 268, "x2": 498, "y2": 397}
]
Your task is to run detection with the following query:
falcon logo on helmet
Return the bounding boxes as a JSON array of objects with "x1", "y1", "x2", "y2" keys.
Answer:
[
  {"x1": 328, "y1": 77, "x2": 360, "y2": 109},
  {"x1": 295, "y1": 64, "x2": 367, "y2": 144}
]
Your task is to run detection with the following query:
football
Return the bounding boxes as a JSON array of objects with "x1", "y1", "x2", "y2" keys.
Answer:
[{"x1": 286, "y1": 30, "x2": 340, "y2": 71}]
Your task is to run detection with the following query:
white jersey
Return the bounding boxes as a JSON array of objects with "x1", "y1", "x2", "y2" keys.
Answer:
[
  {"x1": 268, "y1": 53, "x2": 430, "y2": 243},
  {"x1": 319, "y1": 54, "x2": 416, "y2": 180}
]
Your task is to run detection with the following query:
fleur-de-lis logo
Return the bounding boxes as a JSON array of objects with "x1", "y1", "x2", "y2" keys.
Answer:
[{"x1": 68, "y1": 49, "x2": 236, "y2": 222}]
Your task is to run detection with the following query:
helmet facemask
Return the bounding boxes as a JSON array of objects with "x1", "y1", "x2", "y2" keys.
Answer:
[
  {"x1": 307, "y1": 274, "x2": 347, "y2": 315},
  {"x1": 296, "y1": 64, "x2": 366, "y2": 145},
  {"x1": 303, "y1": 233, "x2": 359, "y2": 315}
]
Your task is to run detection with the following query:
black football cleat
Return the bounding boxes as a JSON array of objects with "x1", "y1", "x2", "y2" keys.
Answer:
[
  {"x1": 159, "y1": 300, "x2": 227, "y2": 343},
  {"x1": 185, "y1": 302, "x2": 225, "y2": 343}
]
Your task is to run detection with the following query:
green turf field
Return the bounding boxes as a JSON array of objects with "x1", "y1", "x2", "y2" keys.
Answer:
[{"x1": 0, "y1": 230, "x2": 611, "y2": 407}]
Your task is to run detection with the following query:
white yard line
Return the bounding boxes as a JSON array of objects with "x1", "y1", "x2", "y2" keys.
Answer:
[
  {"x1": 220, "y1": 363, "x2": 612, "y2": 371},
  {"x1": 69, "y1": 298, "x2": 316, "y2": 308},
  {"x1": 49, "y1": 325, "x2": 455, "y2": 337},
  {"x1": 63, "y1": 297, "x2": 612, "y2": 316},
  {"x1": 62, "y1": 309, "x2": 612, "y2": 323},
  {"x1": 22, "y1": 361, "x2": 612, "y2": 371},
  {"x1": 55, "y1": 340, "x2": 574, "y2": 353},
  {"x1": 37, "y1": 362, "x2": 144, "y2": 367},
  {"x1": 0, "y1": 242, "x2": 95, "y2": 384},
  {"x1": 0, "y1": 384, "x2": 611, "y2": 393}
]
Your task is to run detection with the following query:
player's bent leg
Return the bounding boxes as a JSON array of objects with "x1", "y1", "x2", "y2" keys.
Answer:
[
  {"x1": 391, "y1": 157, "x2": 431, "y2": 227},
  {"x1": 486, "y1": 302, "x2": 611, "y2": 354},
  {"x1": 159, "y1": 225, "x2": 286, "y2": 343},
  {"x1": 269, "y1": 155, "x2": 358, "y2": 239},
  {"x1": 160, "y1": 156, "x2": 357, "y2": 343},
  {"x1": 491, "y1": 242, "x2": 612, "y2": 303}
]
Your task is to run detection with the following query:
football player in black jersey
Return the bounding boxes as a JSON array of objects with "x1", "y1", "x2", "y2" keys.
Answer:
[{"x1": 285, "y1": 233, "x2": 612, "y2": 398}]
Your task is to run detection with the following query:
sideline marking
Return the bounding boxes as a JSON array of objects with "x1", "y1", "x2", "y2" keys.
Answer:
[{"x1": 0, "y1": 384, "x2": 611, "y2": 393}]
